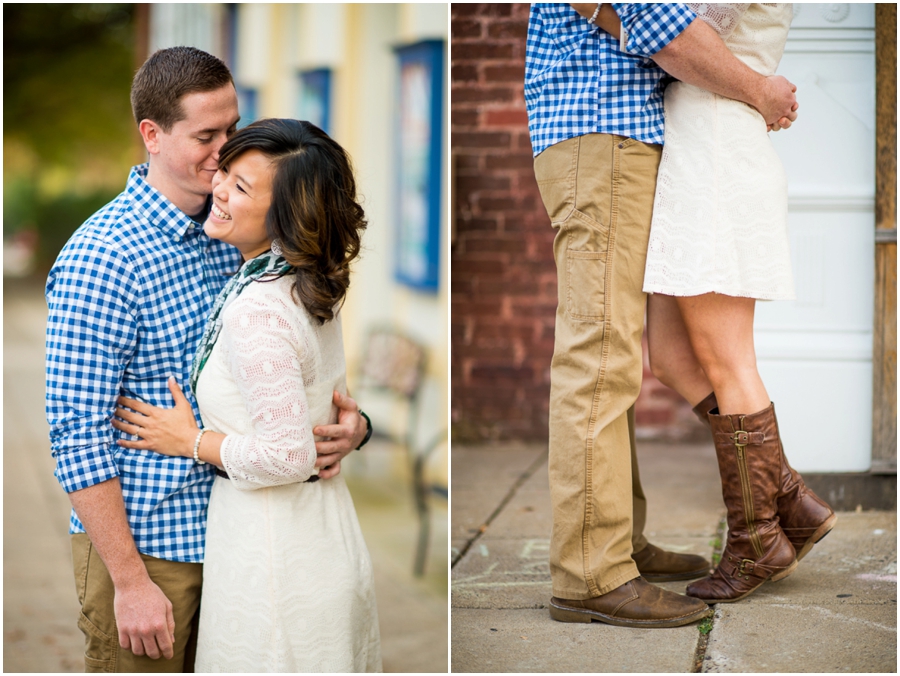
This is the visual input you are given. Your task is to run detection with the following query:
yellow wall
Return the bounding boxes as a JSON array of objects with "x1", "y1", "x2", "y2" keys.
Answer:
[{"x1": 234, "y1": 4, "x2": 449, "y2": 459}]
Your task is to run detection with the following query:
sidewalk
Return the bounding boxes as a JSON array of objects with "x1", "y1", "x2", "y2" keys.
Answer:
[
  {"x1": 451, "y1": 441, "x2": 896, "y2": 673},
  {"x1": 3, "y1": 279, "x2": 447, "y2": 673}
]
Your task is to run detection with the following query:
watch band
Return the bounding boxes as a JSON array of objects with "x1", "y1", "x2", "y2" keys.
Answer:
[{"x1": 356, "y1": 410, "x2": 373, "y2": 450}]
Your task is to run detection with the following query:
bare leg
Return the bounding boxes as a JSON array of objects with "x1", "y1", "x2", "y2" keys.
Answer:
[
  {"x1": 674, "y1": 293, "x2": 769, "y2": 415},
  {"x1": 646, "y1": 294, "x2": 714, "y2": 408}
]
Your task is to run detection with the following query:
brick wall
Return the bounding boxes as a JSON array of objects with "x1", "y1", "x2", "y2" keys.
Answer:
[{"x1": 451, "y1": 4, "x2": 702, "y2": 443}]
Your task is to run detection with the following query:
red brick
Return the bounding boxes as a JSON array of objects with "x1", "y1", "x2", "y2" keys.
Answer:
[
  {"x1": 451, "y1": 109, "x2": 479, "y2": 127},
  {"x1": 454, "y1": 154, "x2": 483, "y2": 171},
  {"x1": 451, "y1": 19, "x2": 482, "y2": 39},
  {"x1": 480, "y1": 4, "x2": 514, "y2": 17},
  {"x1": 452, "y1": 131, "x2": 512, "y2": 149},
  {"x1": 451, "y1": 64, "x2": 479, "y2": 82},
  {"x1": 484, "y1": 107, "x2": 529, "y2": 127},
  {"x1": 455, "y1": 217, "x2": 499, "y2": 233},
  {"x1": 464, "y1": 236, "x2": 527, "y2": 255},
  {"x1": 456, "y1": 175, "x2": 511, "y2": 193},
  {"x1": 487, "y1": 20, "x2": 530, "y2": 39},
  {"x1": 451, "y1": 4, "x2": 481, "y2": 17},
  {"x1": 476, "y1": 196, "x2": 519, "y2": 212},
  {"x1": 484, "y1": 64, "x2": 526, "y2": 83},
  {"x1": 451, "y1": 86, "x2": 517, "y2": 104},
  {"x1": 485, "y1": 153, "x2": 535, "y2": 171},
  {"x1": 452, "y1": 43, "x2": 514, "y2": 60}
]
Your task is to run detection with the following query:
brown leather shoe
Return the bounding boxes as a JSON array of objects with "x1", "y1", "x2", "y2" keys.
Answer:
[
  {"x1": 692, "y1": 394, "x2": 836, "y2": 561},
  {"x1": 550, "y1": 577, "x2": 712, "y2": 628},
  {"x1": 632, "y1": 543, "x2": 710, "y2": 582},
  {"x1": 686, "y1": 405, "x2": 797, "y2": 603}
]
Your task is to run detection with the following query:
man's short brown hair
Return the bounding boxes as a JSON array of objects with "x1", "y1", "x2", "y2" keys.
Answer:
[{"x1": 131, "y1": 46, "x2": 233, "y2": 132}]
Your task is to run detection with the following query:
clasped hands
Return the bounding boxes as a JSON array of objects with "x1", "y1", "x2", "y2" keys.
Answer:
[{"x1": 111, "y1": 377, "x2": 366, "y2": 480}]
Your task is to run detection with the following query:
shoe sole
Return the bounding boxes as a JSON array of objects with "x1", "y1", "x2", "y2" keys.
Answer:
[
  {"x1": 641, "y1": 567, "x2": 711, "y2": 583},
  {"x1": 795, "y1": 513, "x2": 838, "y2": 562},
  {"x1": 549, "y1": 600, "x2": 713, "y2": 628},
  {"x1": 692, "y1": 557, "x2": 800, "y2": 605}
]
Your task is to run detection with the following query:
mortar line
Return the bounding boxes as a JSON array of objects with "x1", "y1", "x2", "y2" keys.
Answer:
[{"x1": 451, "y1": 449, "x2": 548, "y2": 568}]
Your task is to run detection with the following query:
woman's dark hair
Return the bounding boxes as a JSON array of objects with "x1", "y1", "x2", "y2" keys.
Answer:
[{"x1": 217, "y1": 119, "x2": 367, "y2": 323}]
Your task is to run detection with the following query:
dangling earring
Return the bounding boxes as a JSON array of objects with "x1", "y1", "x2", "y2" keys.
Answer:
[{"x1": 271, "y1": 239, "x2": 283, "y2": 256}]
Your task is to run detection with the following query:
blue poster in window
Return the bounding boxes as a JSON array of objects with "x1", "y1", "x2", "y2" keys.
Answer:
[
  {"x1": 394, "y1": 40, "x2": 444, "y2": 293},
  {"x1": 236, "y1": 86, "x2": 258, "y2": 129},
  {"x1": 297, "y1": 68, "x2": 331, "y2": 135}
]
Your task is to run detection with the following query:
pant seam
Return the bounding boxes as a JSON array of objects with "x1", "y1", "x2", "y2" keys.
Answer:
[{"x1": 580, "y1": 137, "x2": 620, "y2": 598}]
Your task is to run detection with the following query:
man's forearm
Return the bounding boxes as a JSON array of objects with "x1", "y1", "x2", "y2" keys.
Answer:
[
  {"x1": 68, "y1": 478, "x2": 150, "y2": 588},
  {"x1": 652, "y1": 18, "x2": 765, "y2": 111}
]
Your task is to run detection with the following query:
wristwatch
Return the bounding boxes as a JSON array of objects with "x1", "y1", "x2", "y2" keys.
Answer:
[{"x1": 356, "y1": 410, "x2": 373, "y2": 450}]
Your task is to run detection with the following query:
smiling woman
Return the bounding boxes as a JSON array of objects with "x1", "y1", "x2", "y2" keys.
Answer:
[{"x1": 205, "y1": 150, "x2": 274, "y2": 260}]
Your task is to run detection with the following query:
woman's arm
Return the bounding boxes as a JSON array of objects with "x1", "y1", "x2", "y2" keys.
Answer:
[
  {"x1": 213, "y1": 290, "x2": 319, "y2": 489},
  {"x1": 113, "y1": 377, "x2": 225, "y2": 467}
]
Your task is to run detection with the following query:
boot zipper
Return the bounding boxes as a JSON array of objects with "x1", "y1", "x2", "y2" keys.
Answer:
[{"x1": 735, "y1": 419, "x2": 764, "y2": 559}]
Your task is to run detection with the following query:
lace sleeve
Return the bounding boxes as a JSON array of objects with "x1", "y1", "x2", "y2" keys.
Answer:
[
  {"x1": 687, "y1": 3, "x2": 750, "y2": 40},
  {"x1": 217, "y1": 289, "x2": 317, "y2": 490}
]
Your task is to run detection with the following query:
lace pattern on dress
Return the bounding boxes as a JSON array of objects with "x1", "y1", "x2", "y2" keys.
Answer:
[
  {"x1": 687, "y1": 4, "x2": 750, "y2": 40},
  {"x1": 217, "y1": 289, "x2": 317, "y2": 489}
]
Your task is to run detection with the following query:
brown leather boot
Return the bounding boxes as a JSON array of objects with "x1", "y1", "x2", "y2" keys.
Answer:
[
  {"x1": 632, "y1": 543, "x2": 710, "y2": 582},
  {"x1": 550, "y1": 577, "x2": 712, "y2": 628},
  {"x1": 686, "y1": 405, "x2": 797, "y2": 603},
  {"x1": 692, "y1": 394, "x2": 836, "y2": 561}
]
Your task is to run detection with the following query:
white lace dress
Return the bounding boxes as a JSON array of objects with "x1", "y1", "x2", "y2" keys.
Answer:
[
  {"x1": 193, "y1": 275, "x2": 382, "y2": 673},
  {"x1": 642, "y1": 3, "x2": 796, "y2": 300}
]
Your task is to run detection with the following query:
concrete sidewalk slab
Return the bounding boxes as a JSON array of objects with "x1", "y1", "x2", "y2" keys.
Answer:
[
  {"x1": 704, "y1": 602, "x2": 896, "y2": 673},
  {"x1": 452, "y1": 608, "x2": 700, "y2": 673},
  {"x1": 451, "y1": 441, "x2": 897, "y2": 673},
  {"x1": 702, "y1": 510, "x2": 897, "y2": 673}
]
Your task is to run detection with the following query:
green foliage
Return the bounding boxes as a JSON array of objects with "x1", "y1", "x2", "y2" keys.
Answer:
[
  {"x1": 4, "y1": 4, "x2": 135, "y2": 172},
  {"x1": 698, "y1": 616, "x2": 714, "y2": 635},
  {"x1": 4, "y1": 4, "x2": 136, "y2": 271},
  {"x1": 5, "y1": 178, "x2": 119, "y2": 272}
]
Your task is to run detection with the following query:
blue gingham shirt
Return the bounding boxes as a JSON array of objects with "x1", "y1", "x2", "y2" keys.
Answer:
[
  {"x1": 45, "y1": 164, "x2": 243, "y2": 562},
  {"x1": 525, "y1": 3, "x2": 697, "y2": 156}
]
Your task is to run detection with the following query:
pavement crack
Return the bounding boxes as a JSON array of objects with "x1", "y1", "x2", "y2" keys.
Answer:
[
  {"x1": 692, "y1": 515, "x2": 726, "y2": 673},
  {"x1": 451, "y1": 449, "x2": 548, "y2": 568}
]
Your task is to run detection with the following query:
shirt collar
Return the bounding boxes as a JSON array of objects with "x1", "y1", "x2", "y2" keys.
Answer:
[{"x1": 126, "y1": 164, "x2": 208, "y2": 242}]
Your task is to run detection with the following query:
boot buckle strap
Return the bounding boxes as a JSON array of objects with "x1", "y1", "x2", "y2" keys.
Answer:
[
  {"x1": 737, "y1": 559, "x2": 756, "y2": 576},
  {"x1": 714, "y1": 431, "x2": 765, "y2": 445}
]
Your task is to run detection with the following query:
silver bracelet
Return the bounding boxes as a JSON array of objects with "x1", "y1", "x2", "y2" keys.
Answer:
[
  {"x1": 588, "y1": 3, "x2": 603, "y2": 25},
  {"x1": 193, "y1": 429, "x2": 207, "y2": 464}
]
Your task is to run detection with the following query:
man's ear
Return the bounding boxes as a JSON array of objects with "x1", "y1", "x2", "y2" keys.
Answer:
[{"x1": 139, "y1": 119, "x2": 163, "y2": 155}]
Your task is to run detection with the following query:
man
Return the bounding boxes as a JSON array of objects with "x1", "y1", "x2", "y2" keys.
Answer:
[
  {"x1": 525, "y1": 4, "x2": 799, "y2": 627},
  {"x1": 46, "y1": 46, "x2": 368, "y2": 671}
]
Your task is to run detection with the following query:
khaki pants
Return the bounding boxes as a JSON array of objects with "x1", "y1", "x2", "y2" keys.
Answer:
[
  {"x1": 72, "y1": 534, "x2": 203, "y2": 673},
  {"x1": 534, "y1": 134, "x2": 661, "y2": 599}
]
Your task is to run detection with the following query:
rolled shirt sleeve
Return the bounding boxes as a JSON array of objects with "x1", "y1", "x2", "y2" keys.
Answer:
[
  {"x1": 46, "y1": 235, "x2": 140, "y2": 493},
  {"x1": 612, "y1": 3, "x2": 696, "y2": 57}
]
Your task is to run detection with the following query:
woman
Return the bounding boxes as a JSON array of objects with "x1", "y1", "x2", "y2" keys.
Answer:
[
  {"x1": 111, "y1": 119, "x2": 382, "y2": 671},
  {"x1": 587, "y1": 3, "x2": 836, "y2": 603}
]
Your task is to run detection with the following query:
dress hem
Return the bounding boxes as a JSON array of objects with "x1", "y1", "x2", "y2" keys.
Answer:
[{"x1": 643, "y1": 285, "x2": 796, "y2": 302}]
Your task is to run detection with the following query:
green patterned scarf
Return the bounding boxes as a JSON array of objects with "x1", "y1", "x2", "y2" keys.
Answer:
[{"x1": 190, "y1": 250, "x2": 292, "y2": 392}]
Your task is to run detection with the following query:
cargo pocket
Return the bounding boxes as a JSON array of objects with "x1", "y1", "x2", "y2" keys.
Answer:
[
  {"x1": 78, "y1": 611, "x2": 116, "y2": 673},
  {"x1": 563, "y1": 210, "x2": 610, "y2": 323}
]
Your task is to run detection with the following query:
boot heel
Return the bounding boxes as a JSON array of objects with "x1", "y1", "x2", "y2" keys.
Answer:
[
  {"x1": 549, "y1": 604, "x2": 592, "y2": 623},
  {"x1": 771, "y1": 557, "x2": 799, "y2": 582}
]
